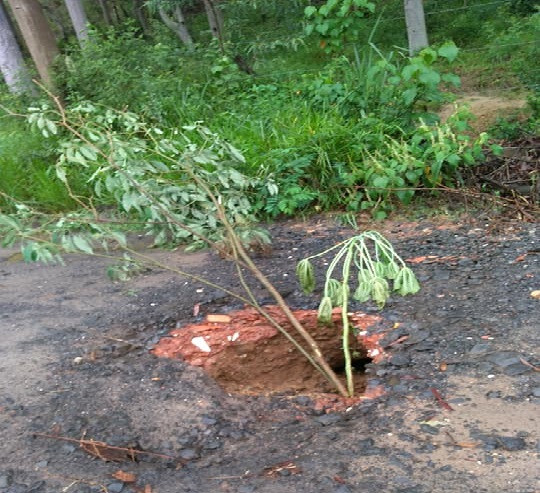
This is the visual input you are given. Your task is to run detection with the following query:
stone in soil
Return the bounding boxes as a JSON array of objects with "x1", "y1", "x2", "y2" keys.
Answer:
[{"x1": 494, "y1": 436, "x2": 527, "y2": 451}]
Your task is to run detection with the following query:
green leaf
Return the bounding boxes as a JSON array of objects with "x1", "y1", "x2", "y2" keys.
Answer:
[
  {"x1": 79, "y1": 145, "x2": 98, "y2": 161},
  {"x1": 304, "y1": 6, "x2": 317, "y2": 17},
  {"x1": 438, "y1": 42, "x2": 459, "y2": 62},
  {"x1": 402, "y1": 87, "x2": 417, "y2": 106},
  {"x1": 72, "y1": 235, "x2": 93, "y2": 254},
  {"x1": 419, "y1": 47, "x2": 438, "y2": 65},
  {"x1": 372, "y1": 175, "x2": 389, "y2": 188},
  {"x1": 317, "y1": 296, "x2": 333, "y2": 324},
  {"x1": 401, "y1": 64, "x2": 419, "y2": 81},
  {"x1": 55, "y1": 166, "x2": 67, "y2": 184},
  {"x1": 418, "y1": 70, "x2": 441, "y2": 86},
  {"x1": 45, "y1": 119, "x2": 57, "y2": 135},
  {"x1": 296, "y1": 259, "x2": 316, "y2": 294},
  {"x1": 22, "y1": 243, "x2": 37, "y2": 262},
  {"x1": 441, "y1": 73, "x2": 461, "y2": 87},
  {"x1": 326, "y1": 278, "x2": 344, "y2": 304},
  {"x1": 370, "y1": 277, "x2": 389, "y2": 308}
]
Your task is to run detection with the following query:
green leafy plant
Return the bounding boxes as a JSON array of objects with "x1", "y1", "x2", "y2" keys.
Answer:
[
  {"x1": 297, "y1": 231, "x2": 420, "y2": 396},
  {"x1": 301, "y1": 42, "x2": 461, "y2": 125},
  {"x1": 18, "y1": 101, "x2": 265, "y2": 249},
  {"x1": 304, "y1": 0, "x2": 376, "y2": 53}
]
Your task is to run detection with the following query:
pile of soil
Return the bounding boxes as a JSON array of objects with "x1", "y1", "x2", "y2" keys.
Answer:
[
  {"x1": 152, "y1": 305, "x2": 383, "y2": 395},
  {"x1": 0, "y1": 215, "x2": 538, "y2": 493}
]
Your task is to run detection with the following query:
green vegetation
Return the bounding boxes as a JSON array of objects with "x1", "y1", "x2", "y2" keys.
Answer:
[{"x1": 2, "y1": 1, "x2": 538, "y2": 219}]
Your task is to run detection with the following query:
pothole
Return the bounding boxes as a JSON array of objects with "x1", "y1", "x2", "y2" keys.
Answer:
[{"x1": 152, "y1": 305, "x2": 384, "y2": 396}]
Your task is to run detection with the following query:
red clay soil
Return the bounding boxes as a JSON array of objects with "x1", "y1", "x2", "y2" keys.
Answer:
[{"x1": 152, "y1": 305, "x2": 386, "y2": 396}]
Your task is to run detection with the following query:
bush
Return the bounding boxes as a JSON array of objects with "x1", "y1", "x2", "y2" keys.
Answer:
[{"x1": 487, "y1": 10, "x2": 540, "y2": 89}]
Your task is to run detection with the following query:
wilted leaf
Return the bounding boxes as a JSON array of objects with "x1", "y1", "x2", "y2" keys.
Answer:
[
  {"x1": 112, "y1": 470, "x2": 136, "y2": 483},
  {"x1": 454, "y1": 441, "x2": 479, "y2": 449},
  {"x1": 263, "y1": 460, "x2": 301, "y2": 477}
]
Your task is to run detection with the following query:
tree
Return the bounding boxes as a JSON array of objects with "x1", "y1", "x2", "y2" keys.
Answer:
[
  {"x1": 404, "y1": 0, "x2": 429, "y2": 55},
  {"x1": 64, "y1": 0, "x2": 89, "y2": 46},
  {"x1": 158, "y1": 5, "x2": 194, "y2": 49},
  {"x1": 202, "y1": 0, "x2": 224, "y2": 51},
  {"x1": 132, "y1": 0, "x2": 150, "y2": 37},
  {"x1": 0, "y1": 1, "x2": 35, "y2": 94},
  {"x1": 6, "y1": 0, "x2": 59, "y2": 88}
]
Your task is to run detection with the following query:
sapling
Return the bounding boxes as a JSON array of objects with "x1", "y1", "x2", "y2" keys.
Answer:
[{"x1": 296, "y1": 231, "x2": 420, "y2": 397}]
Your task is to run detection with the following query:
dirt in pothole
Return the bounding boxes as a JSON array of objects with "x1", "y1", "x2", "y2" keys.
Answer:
[
  {"x1": 0, "y1": 213, "x2": 538, "y2": 493},
  {"x1": 152, "y1": 305, "x2": 382, "y2": 395}
]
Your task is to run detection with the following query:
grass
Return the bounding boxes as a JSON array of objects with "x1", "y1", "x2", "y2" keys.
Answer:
[{"x1": 0, "y1": 117, "x2": 79, "y2": 211}]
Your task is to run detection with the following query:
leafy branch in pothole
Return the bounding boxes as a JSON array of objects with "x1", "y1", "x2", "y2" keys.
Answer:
[
  {"x1": 297, "y1": 233, "x2": 420, "y2": 396},
  {"x1": 1, "y1": 92, "x2": 421, "y2": 398},
  {"x1": 0, "y1": 93, "x2": 351, "y2": 397}
]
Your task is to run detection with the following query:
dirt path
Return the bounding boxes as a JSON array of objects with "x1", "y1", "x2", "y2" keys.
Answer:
[{"x1": 0, "y1": 216, "x2": 538, "y2": 493}]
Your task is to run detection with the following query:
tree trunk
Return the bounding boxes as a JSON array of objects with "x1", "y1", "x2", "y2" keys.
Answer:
[
  {"x1": 6, "y1": 0, "x2": 59, "y2": 88},
  {"x1": 0, "y1": 1, "x2": 35, "y2": 94},
  {"x1": 158, "y1": 6, "x2": 194, "y2": 50},
  {"x1": 64, "y1": 0, "x2": 89, "y2": 46},
  {"x1": 132, "y1": 0, "x2": 150, "y2": 37},
  {"x1": 404, "y1": 0, "x2": 428, "y2": 56},
  {"x1": 202, "y1": 0, "x2": 224, "y2": 52},
  {"x1": 97, "y1": 0, "x2": 112, "y2": 26}
]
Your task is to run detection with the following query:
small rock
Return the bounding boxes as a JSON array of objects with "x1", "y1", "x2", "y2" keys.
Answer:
[
  {"x1": 5, "y1": 484, "x2": 27, "y2": 493},
  {"x1": 72, "y1": 487, "x2": 92, "y2": 493},
  {"x1": 420, "y1": 424, "x2": 439, "y2": 435},
  {"x1": 179, "y1": 448, "x2": 199, "y2": 460},
  {"x1": 334, "y1": 485, "x2": 352, "y2": 493},
  {"x1": 504, "y1": 362, "x2": 530, "y2": 376},
  {"x1": 294, "y1": 396, "x2": 311, "y2": 406},
  {"x1": 486, "y1": 391, "x2": 502, "y2": 399},
  {"x1": 389, "y1": 353, "x2": 410, "y2": 367},
  {"x1": 406, "y1": 330, "x2": 430, "y2": 345},
  {"x1": 397, "y1": 487, "x2": 423, "y2": 493},
  {"x1": 0, "y1": 474, "x2": 11, "y2": 488},
  {"x1": 28, "y1": 481, "x2": 45, "y2": 492},
  {"x1": 532, "y1": 387, "x2": 540, "y2": 398},
  {"x1": 486, "y1": 352, "x2": 521, "y2": 368},
  {"x1": 35, "y1": 460, "x2": 48, "y2": 469},
  {"x1": 237, "y1": 486, "x2": 255, "y2": 493},
  {"x1": 357, "y1": 438, "x2": 375, "y2": 450},
  {"x1": 201, "y1": 416, "x2": 217, "y2": 426},
  {"x1": 494, "y1": 436, "x2": 527, "y2": 451},
  {"x1": 61, "y1": 444, "x2": 76, "y2": 454},
  {"x1": 392, "y1": 384, "x2": 409, "y2": 394},
  {"x1": 203, "y1": 439, "x2": 221, "y2": 450},
  {"x1": 433, "y1": 270, "x2": 450, "y2": 281},
  {"x1": 72, "y1": 486, "x2": 92, "y2": 493},
  {"x1": 469, "y1": 343, "x2": 491, "y2": 355},
  {"x1": 315, "y1": 414, "x2": 342, "y2": 426},
  {"x1": 106, "y1": 482, "x2": 124, "y2": 493}
]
